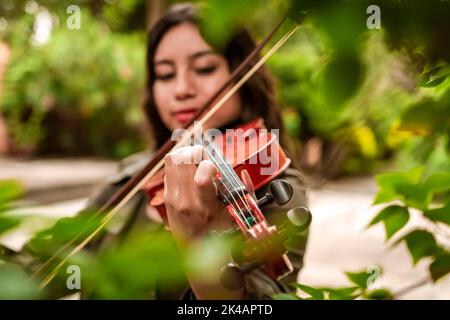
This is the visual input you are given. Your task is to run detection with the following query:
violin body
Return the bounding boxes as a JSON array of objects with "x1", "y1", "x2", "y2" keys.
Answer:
[
  {"x1": 143, "y1": 118, "x2": 290, "y2": 220},
  {"x1": 143, "y1": 118, "x2": 293, "y2": 281}
]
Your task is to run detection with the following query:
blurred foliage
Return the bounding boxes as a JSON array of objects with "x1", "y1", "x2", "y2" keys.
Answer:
[
  {"x1": 274, "y1": 268, "x2": 393, "y2": 300},
  {"x1": 0, "y1": 0, "x2": 449, "y2": 300},
  {"x1": 0, "y1": 0, "x2": 148, "y2": 32},
  {"x1": 0, "y1": 175, "x2": 243, "y2": 299},
  {"x1": 370, "y1": 167, "x2": 450, "y2": 283},
  {"x1": 0, "y1": 0, "x2": 449, "y2": 167},
  {"x1": 0, "y1": 179, "x2": 23, "y2": 234},
  {"x1": 0, "y1": 179, "x2": 42, "y2": 299},
  {"x1": 198, "y1": 0, "x2": 450, "y2": 299},
  {"x1": 192, "y1": 0, "x2": 450, "y2": 177},
  {"x1": 0, "y1": 264, "x2": 41, "y2": 299},
  {"x1": 0, "y1": 178, "x2": 237, "y2": 299},
  {"x1": 1, "y1": 2, "x2": 148, "y2": 158}
]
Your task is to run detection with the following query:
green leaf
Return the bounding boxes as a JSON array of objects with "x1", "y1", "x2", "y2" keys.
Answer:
[
  {"x1": 198, "y1": 0, "x2": 253, "y2": 51},
  {"x1": 373, "y1": 189, "x2": 397, "y2": 205},
  {"x1": 0, "y1": 215, "x2": 21, "y2": 234},
  {"x1": 419, "y1": 65, "x2": 450, "y2": 87},
  {"x1": 374, "y1": 170, "x2": 448, "y2": 210},
  {"x1": 365, "y1": 289, "x2": 393, "y2": 300},
  {"x1": 403, "y1": 230, "x2": 438, "y2": 264},
  {"x1": 376, "y1": 167, "x2": 424, "y2": 189},
  {"x1": 0, "y1": 180, "x2": 23, "y2": 207},
  {"x1": 26, "y1": 213, "x2": 104, "y2": 258},
  {"x1": 424, "y1": 172, "x2": 450, "y2": 193},
  {"x1": 287, "y1": 2, "x2": 308, "y2": 23},
  {"x1": 345, "y1": 270, "x2": 372, "y2": 289},
  {"x1": 0, "y1": 264, "x2": 41, "y2": 299},
  {"x1": 327, "y1": 287, "x2": 360, "y2": 300},
  {"x1": 320, "y1": 53, "x2": 364, "y2": 108},
  {"x1": 96, "y1": 227, "x2": 186, "y2": 298},
  {"x1": 291, "y1": 283, "x2": 325, "y2": 300},
  {"x1": 429, "y1": 253, "x2": 450, "y2": 282},
  {"x1": 399, "y1": 100, "x2": 450, "y2": 136},
  {"x1": 394, "y1": 184, "x2": 432, "y2": 210},
  {"x1": 424, "y1": 200, "x2": 450, "y2": 225},
  {"x1": 373, "y1": 167, "x2": 425, "y2": 205},
  {"x1": 369, "y1": 205, "x2": 409, "y2": 240}
]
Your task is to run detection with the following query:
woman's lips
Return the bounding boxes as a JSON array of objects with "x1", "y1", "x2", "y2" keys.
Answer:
[{"x1": 173, "y1": 108, "x2": 198, "y2": 124}]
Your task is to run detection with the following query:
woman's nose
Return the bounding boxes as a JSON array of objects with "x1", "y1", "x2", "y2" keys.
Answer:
[{"x1": 174, "y1": 69, "x2": 196, "y2": 100}]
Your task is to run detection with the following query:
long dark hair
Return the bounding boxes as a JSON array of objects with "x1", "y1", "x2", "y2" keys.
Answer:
[{"x1": 143, "y1": 3, "x2": 297, "y2": 165}]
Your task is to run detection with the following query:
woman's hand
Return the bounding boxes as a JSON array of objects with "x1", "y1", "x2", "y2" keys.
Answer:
[
  {"x1": 164, "y1": 145, "x2": 256, "y2": 299},
  {"x1": 163, "y1": 145, "x2": 232, "y2": 243}
]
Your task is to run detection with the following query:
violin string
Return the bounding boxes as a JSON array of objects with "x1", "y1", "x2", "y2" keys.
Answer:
[
  {"x1": 217, "y1": 165, "x2": 255, "y2": 224},
  {"x1": 198, "y1": 132, "x2": 256, "y2": 220},
  {"x1": 219, "y1": 161, "x2": 256, "y2": 223},
  {"x1": 33, "y1": 23, "x2": 300, "y2": 289},
  {"x1": 200, "y1": 136, "x2": 257, "y2": 225},
  {"x1": 215, "y1": 177, "x2": 252, "y2": 229},
  {"x1": 196, "y1": 135, "x2": 252, "y2": 228},
  {"x1": 217, "y1": 168, "x2": 256, "y2": 228},
  {"x1": 205, "y1": 134, "x2": 256, "y2": 216}
]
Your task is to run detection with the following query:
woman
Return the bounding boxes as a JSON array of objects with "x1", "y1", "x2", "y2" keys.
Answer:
[{"x1": 84, "y1": 3, "x2": 309, "y2": 300}]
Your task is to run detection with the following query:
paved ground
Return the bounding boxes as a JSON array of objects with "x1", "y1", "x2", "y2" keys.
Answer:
[
  {"x1": 0, "y1": 158, "x2": 117, "y2": 204},
  {"x1": 0, "y1": 157, "x2": 449, "y2": 299}
]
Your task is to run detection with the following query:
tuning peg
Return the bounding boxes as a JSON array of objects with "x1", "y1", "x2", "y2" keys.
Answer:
[
  {"x1": 285, "y1": 206, "x2": 312, "y2": 233},
  {"x1": 256, "y1": 179, "x2": 293, "y2": 208}
]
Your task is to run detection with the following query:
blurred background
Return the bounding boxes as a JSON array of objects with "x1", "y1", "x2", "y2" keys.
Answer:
[{"x1": 0, "y1": 0, "x2": 449, "y2": 299}]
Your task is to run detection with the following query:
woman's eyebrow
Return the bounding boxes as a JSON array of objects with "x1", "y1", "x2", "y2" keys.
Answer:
[
  {"x1": 154, "y1": 50, "x2": 217, "y2": 66},
  {"x1": 189, "y1": 49, "x2": 216, "y2": 60},
  {"x1": 154, "y1": 59, "x2": 174, "y2": 66}
]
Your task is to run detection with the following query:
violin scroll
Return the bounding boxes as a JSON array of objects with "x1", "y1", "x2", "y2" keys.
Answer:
[{"x1": 220, "y1": 205, "x2": 312, "y2": 291}]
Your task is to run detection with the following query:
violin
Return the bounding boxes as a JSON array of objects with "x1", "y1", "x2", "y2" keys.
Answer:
[
  {"x1": 143, "y1": 118, "x2": 290, "y2": 221},
  {"x1": 142, "y1": 118, "x2": 308, "y2": 289},
  {"x1": 33, "y1": 11, "x2": 310, "y2": 291}
]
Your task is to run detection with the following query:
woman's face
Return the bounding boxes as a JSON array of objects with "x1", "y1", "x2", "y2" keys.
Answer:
[{"x1": 153, "y1": 22, "x2": 242, "y2": 131}]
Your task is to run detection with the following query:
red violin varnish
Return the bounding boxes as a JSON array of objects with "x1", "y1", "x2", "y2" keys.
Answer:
[
  {"x1": 143, "y1": 118, "x2": 294, "y2": 282},
  {"x1": 144, "y1": 118, "x2": 290, "y2": 216}
]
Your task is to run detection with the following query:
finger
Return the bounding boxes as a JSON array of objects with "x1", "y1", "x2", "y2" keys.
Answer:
[
  {"x1": 194, "y1": 160, "x2": 218, "y2": 202},
  {"x1": 174, "y1": 148, "x2": 197, "y2": 187},
  {"x1": 165, "y1": 148, "x2": 197, "y2": 199},
  {"x1": 164, "y1": 152, "x2": 176, "y2": 189},
  {"x1": 171, "y1": 146, "x2": 190, "y2": 165},
  {"x1": 192, "y1": 144, "x2": 204, "y2": 165},
  {"x1": 173, "y1": 145, "x2": 203, "y2": 165},
  {"x1": 241, "y1": 169, "x2": 256, "y2": 200}
]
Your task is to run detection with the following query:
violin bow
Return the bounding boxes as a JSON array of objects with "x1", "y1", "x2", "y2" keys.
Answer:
[{"x1": 31, "y1": 11, "x2": 306, "y2": 290}]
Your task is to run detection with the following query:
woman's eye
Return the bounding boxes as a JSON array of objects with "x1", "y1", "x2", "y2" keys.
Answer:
[
  {"x1": 195, "y1": 66, "x2": 217, "y2": 75},
  {"x1": 155, "y1": 73, "x2": 174, "y2": 81}
]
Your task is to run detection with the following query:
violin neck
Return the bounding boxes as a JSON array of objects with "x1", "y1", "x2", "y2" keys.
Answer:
[{"x1": 197, "y1": 134, "x2": 245, "y2": 192}]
